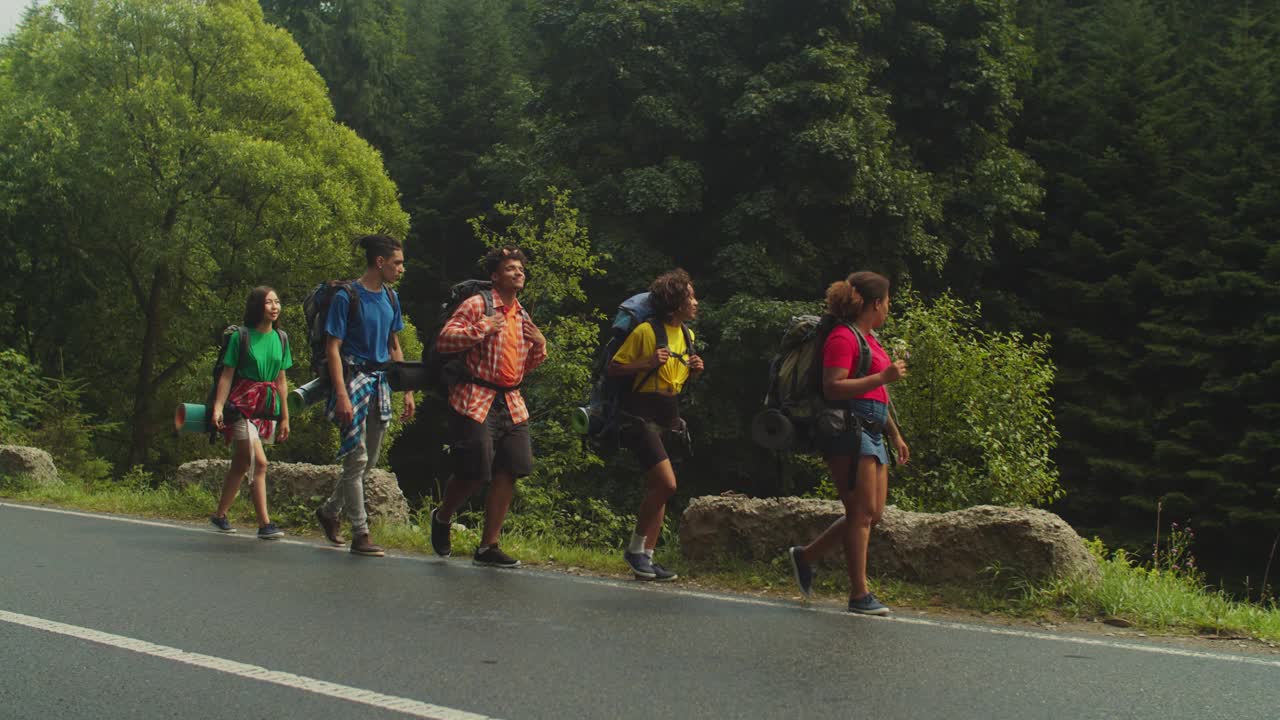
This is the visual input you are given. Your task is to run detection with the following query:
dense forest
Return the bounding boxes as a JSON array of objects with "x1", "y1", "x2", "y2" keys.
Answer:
[{"x1": 1, "y1": 0, "x2": 1276, "y2": 590}]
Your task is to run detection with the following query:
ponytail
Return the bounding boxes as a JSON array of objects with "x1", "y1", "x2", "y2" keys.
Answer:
[{"x1": 825, "y1": 271, "x2": 889, "y2": 321}]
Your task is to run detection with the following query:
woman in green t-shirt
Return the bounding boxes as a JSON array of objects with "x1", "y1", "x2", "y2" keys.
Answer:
[{"x1": 208, "y1": 286, "x2": 293, "y2": 539}]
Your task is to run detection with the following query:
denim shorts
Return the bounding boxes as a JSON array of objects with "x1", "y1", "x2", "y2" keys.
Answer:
[{"x1": 818, "y1": 399, "x2": 888, "y2": 465}]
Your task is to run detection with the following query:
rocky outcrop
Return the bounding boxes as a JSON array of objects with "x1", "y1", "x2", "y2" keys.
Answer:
[
  {"x1": 679, "y1": 496, "x2": 1099, "y2": 584},
  {"x1": 0, "y1": 445, "x2": 61, "y2": 486},
  {"x1": 175, "y1": 459, "x2": 409, "y2": 525}
]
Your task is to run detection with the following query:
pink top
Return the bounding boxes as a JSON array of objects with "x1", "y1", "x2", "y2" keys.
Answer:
[{"x1": 823, "y1": 325, "x2": 890, "y2": 404}]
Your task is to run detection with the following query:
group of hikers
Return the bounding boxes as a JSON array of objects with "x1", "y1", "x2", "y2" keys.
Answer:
[{"x1": 204, "y1": 234, "x2": 909, "y2": 615}]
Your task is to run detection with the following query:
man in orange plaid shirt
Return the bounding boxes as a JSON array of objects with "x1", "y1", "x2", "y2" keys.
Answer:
[{"x1": 429, "y1": 246, "x2": 547, "y2": 568}]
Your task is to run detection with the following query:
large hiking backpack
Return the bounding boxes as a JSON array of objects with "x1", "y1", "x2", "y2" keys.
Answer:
[
  {"x1": 301, "y1": 279, "x2": 399, "y2": 377},
  {"x1": 203, "y1": 324, "x2": 288, "y2": 443},
  {"x1": 750, "y1": 314, "x2": 869, "y2": 451},
  {"x1": 571, "y1": 292, "x2": 692, "y2": 454},
  {"x1": 422, "y1": 279, "x2": 531, "y2": 397}
]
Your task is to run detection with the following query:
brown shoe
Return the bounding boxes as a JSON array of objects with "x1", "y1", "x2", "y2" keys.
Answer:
[
  {"x1": 316, "y1": 508, "x2": 345, "y2": 546},
  {"x1": 350, "y1": 533, "x2": 385, "y2": 557}
]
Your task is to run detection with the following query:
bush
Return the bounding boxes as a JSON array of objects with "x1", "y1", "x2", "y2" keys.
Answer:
[
  {"x1": 0, "y1": 348, "x2": 114, "y2": 482},
  {"x1": 885, "y1": 292, "x2": 1062, "y2": 510}
]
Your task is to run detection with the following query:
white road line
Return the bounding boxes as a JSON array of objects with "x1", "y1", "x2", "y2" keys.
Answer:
[
  {"x1": 0, "y1": 608, "x2": 496, "y2": 720},
  {"x1": 4, "y1": 501, "x2": 1280, "y2": 670}
]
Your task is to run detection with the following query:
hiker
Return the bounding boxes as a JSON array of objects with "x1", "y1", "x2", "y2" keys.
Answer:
[
  {"x1": 428, "y1": 246, "x2": 547, "y2": 568},
  {"x1": 314, "y1": 234, "x2": 415, "y2": 557},
  {"x1": 609, "y1": 269, "x2": 703, "y2": 581},
  {"x1": 208, "y1": 286, "x2": 291, "y2": 539},
  {"x1": 788, "y1": 271, "x2": 909, "y2": 615}
]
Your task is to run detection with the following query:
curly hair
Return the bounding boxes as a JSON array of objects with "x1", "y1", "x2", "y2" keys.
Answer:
[
  {"x1": 483, "y1": 245, "x2": 529, "y2": 276},
  {"x1": 825, "y1": 271, "x2": 889, "y2": 321},
  {"x1": 649, "y1": 268, "x2": 693, "y2": 320}
]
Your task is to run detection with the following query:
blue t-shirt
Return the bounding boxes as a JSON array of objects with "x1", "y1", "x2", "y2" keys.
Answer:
[{"x1": 324, "y1": 283, "x2": 403, "y2": 364}]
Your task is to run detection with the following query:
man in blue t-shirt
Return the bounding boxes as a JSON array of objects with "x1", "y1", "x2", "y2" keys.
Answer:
[{"x1": 315, "y1": 234, "x2": 416, "y2": 558}]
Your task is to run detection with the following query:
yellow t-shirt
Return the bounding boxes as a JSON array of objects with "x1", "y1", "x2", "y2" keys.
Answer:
[{"x1": 612, "y1": 321, "x2": 695, "y2": 394}]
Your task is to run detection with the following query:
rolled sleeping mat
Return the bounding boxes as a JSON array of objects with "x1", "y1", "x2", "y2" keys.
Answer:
[
  {"x1": 175, "y1": 403, "x2": 209, "y2": 434},
  {"x1": 288, "y1": 376, "x2": 330, "y2": 414},
  {"x1": 386, "y1": 361, "x2": 429, "y2": 392},
  {"x1": 750, "y1": 408, "x2": 796, "y2": 451}
]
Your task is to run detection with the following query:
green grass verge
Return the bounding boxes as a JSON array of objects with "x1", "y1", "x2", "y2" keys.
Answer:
[{"x1": 3, "y1": 475, "x2": 1278, "y2": 644}]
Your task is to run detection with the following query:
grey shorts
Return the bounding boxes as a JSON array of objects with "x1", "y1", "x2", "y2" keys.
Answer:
[{"x1": 448, "y1": 395, "x2": 534, "y2": 482}]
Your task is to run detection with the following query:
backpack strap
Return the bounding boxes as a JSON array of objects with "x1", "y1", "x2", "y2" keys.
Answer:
[
  {"x1": 275, "y1": 328, "x2": 289, "y2": 365},
  {"x1": 342, "y1": 281, "x2": 362, "y2": 333},
  {"x1": 847, "y1": 324, "x2": 872, "y2": 378},
  {"x1": 632, "y1": 318, "x2": 669, "y2": 393},
  {"x1": 235, "y1": 325, "x2": 250, "y2": 377}
]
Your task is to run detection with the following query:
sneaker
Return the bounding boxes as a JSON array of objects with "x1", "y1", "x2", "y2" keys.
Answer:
[
  {"x1": 350, "y1": 533, "x2": 385, "y2": 557},
  {"x1": 624, "y1": 551, "x2": 657, "y2": 580},
  {"x1": 788, "y1": 546, "x2": 814, "y2": 599},
  {"x1": 316, "y1": 508, "x2": 344, "y2": 546},
  {"x1": 473, "y1": 545, "x2": 521, "y2": 568},
  {"x1": 650, "y1": 560, "x2": 679, "y2": 582},
  {"x1": 430, "y1": 509, "x2": 452, "y2": 557},
  {"x1": 257, "y1": 522, "x2": 285, "y2": 540},
  {"x1": 209, "y1": 515, "x2": 235, "y2": 533},
  {"x1": 848, "y1": 592, "x2": 891, "y2": 616}
]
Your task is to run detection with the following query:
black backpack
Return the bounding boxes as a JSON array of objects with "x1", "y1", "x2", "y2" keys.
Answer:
[
  {"x1": 204, "y1": 324, "x2": 288, "y2": 443},
  {"x1": 422, "y1": 279, "x2": 531, "y2": 396},
  {"x1": 572, "y1": 292, "x2": 692, "y2": 454},
  {"x1": 301, "y1": 280, "x2": 400, "y2": 377},
  {"x1": 750, "y1": 314, "x2": 869, "y2": 452}
]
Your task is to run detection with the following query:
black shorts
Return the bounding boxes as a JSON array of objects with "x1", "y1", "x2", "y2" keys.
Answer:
[
  {"x1": 620, "y1": 392, "x2": 682, "y2": 471},
  {"x1": 448, "y1": 395, "x2": 534, "y2": 482}
]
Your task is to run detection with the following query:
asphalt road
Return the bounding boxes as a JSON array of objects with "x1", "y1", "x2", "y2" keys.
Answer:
[{"x1": 1, "y1": 501, "x2": 1277, "y2": 720}]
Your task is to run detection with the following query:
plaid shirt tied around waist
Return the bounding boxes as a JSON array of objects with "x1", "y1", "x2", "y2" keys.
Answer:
[{"x1": 436, "y1": 291, "x2": 547, "y2": 424}]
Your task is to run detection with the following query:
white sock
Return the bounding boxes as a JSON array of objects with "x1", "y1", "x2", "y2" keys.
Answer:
[
  {"x1": 628, "y1": 533, "x2": 647, "y2": 555},
  {"x1": 644, "y1": 549, "x2": 654, "y2": 559}
]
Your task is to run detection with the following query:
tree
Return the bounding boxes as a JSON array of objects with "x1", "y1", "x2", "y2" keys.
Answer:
[{"x1": 0, "y1": 0, "x2": 408, "y2": 468}]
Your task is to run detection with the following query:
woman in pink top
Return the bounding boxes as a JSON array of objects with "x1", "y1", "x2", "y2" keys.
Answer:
[{"x1": 788, "y1": 271, "x2": 910, "y2": 615}]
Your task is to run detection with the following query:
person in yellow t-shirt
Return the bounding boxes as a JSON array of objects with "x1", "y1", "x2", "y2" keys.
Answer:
[{"x1": 608, "y1": 269, "x2": 704, "y2": 581}]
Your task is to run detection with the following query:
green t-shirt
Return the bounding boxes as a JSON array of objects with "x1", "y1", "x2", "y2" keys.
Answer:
[{"x1": 221, "y1": 327, "x2": 293, "y2": 383}]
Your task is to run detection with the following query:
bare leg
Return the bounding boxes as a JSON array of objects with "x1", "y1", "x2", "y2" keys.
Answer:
[
  {"x1": 800, "y1": 455, "x2": 854, "y2": 564},
  {"x1": 215, "y1": 440, "x2": 252, "y2": 517},
  {"x1": 248, "y1": 441, "x2": 270, "y2": 526},
  {"x1": 844, "y1": 456, "x2": 882, "y2": 600},
  {"x1": 636, "y1": 459, "x2": 677, "y2": 550},
  {"x1": 481, "y1": 470, "x2": 516, "y2": 547},
  {"x1": 436, "y1": 474, "x2": 480, "y2": 523}
]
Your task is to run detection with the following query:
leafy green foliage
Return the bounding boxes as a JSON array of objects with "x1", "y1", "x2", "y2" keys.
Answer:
[
  {"x1": 0, "y1": 0, "x2": 408, "y2": 470},
  {"x1": 885, "y1": 292, "x2": 1062, "y2": 510}
]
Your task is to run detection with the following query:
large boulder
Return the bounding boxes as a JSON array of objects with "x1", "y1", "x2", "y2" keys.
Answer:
[
  {"x1": 0, "y1": 445, "x2": 61, "y2": 486},
  {"x1": 175, "y1": 459, "x2": 410, "y2": 525},
  {"x1": 679, "y1": 496, "x2": 1099, "y2": 584}
]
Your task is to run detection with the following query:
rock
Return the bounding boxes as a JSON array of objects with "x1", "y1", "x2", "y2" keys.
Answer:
[
  {"x1": 1103, "y1": 617, "x2": 1134, "y2": 628},
  {"x1": 678, "y1": 496, "x2": 1099, "y2": 584},
  {"x1": 174, "y1": 459, "x2": 409, "y2": 525},
  {"x1": 0, "y1": 445, "x2": 61, "y2": 486}
]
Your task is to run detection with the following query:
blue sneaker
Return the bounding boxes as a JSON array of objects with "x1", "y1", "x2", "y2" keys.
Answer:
[
  {"x1": 624, "y1": 551, "x2": 657, "y2": 580},
  {"x1": 257, "y1": 522, "x2": 285, "y2": 540},
  {"x1": 650, "y1": 560, "x2": 678, "y2": 582},
  {"x1": 848, "y1": 592, "x2": 891, "y2": 616},
  {"x1": 788, "y1": 546, "x2": 814, "y2": 600},
  {"x1": 209, "y1": 515, "x2": 235, "y2": 533}
]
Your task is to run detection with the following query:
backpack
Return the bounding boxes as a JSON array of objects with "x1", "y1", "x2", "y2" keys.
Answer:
[
  {"x1": 572, "y1": 292, "x2": 693, "y2": 454},
  {"x1": 204, "y1": 324, "x2": 289, "y2": 443},
  {"x1": 422, "y1": 279, "x2": 531, "y2": 397},
  {"x1": 301, "y1": 280, "x2": 400, "y2": 377},
  {"x1": 751, "y1": 314, "x2": 869, "y2": 452}
]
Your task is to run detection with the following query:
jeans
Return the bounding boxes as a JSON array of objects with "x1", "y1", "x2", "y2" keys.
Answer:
[{"x1": 321, "y1": 412, "x2": 387, "y2": 536}]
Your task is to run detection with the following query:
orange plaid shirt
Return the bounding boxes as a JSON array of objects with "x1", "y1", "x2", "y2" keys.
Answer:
[{"x1": 436, "y1": 291, "x2": 547, "y2": 424}]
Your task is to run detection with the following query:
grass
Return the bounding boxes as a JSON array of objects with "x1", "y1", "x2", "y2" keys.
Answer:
[{"x1": 4, "y1": 473, "x2": 1279, "y2": 644}]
